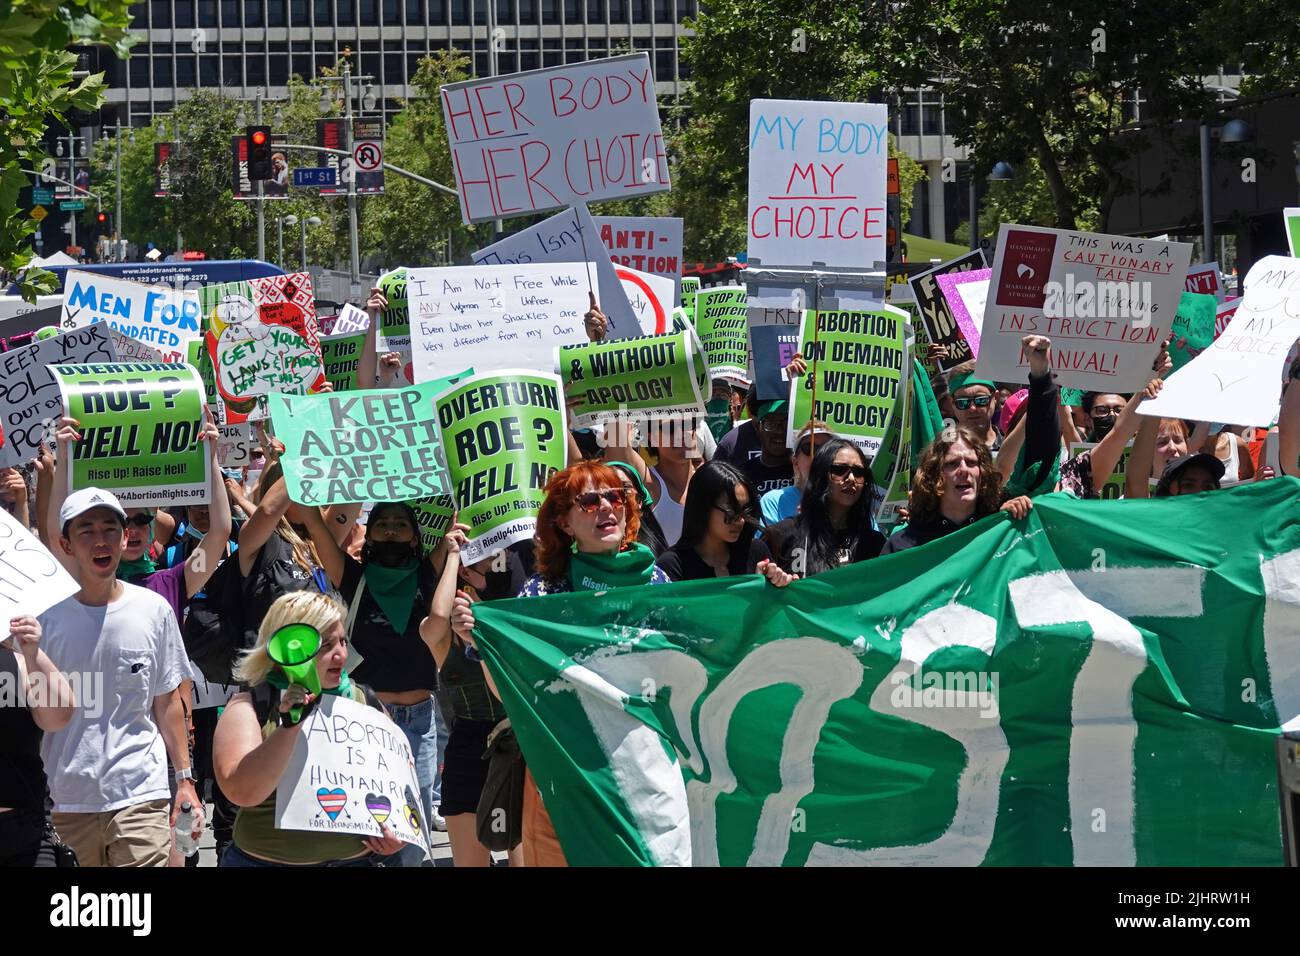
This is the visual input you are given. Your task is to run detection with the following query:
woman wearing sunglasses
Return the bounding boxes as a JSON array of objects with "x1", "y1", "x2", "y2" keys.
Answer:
[
  {"x1": 764, "y1": 439, "x2": 886, "y2": 577},
  {"x1": 656, "y1": 461, "x2": 771, "y2": 581},
  {"x1": 213, "y1": 591, "x2": 405, "y2": 867}
]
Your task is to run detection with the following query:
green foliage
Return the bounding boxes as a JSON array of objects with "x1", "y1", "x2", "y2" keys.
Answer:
[{"x1": 163, "y1": 90, "x2": 255, "y2": 258}]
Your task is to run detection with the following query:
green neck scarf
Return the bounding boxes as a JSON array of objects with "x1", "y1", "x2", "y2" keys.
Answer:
[
  {"x1": 266, "y1": 666, "x2": 353, "y2": 700},
  {"x1": 568, "y1": 543, "x2": 656, "y2": 592},
  {"x1": 117, "y1": 554, "x2": 156, "y2": 581},
  {"x1": 363, "y1": 560, "x2": 420, "y2": 633}
]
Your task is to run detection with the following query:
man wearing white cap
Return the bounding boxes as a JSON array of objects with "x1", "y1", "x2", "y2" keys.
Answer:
[{"x1": 37, "y1": 488, "x2": 197, "y2": 867}]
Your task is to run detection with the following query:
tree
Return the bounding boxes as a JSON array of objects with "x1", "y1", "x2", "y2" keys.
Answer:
[
  {"x1": 88, "y1": 120, "x2": 176, "y2": 255},
  {"x1": 2, "y1": 1, "x2": 134, "y2": 299}
]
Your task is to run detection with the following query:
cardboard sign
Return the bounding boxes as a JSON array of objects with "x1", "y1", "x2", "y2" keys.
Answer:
[
  {"x1": 434, "y1": 370, "x2": 567, "y2": 562},
  {"x1": 749, "y1": 323, "x2": 802, "y2": 401},
  {"x1": 0, "y1": 509, "x2": 80, "y2": 641},
  {"x1": 319, "y1": 332, "x2": 366, "y2": 392},
  {"x1": 935, "y1": 268, "x2": 990, "y2": 359},
  {"x1": 107, "y1": 327, "x2": 166, "y2": 364},
  {"x1": 974, "y1": 225, "x2": 1192, "y2": 391},
  {"x1": 217, "y1": 423, "x2": 252, "y2": 468},
  {"x1": 1185, "y1": 262, "x2": 1224, "y2": 302},
  {"x1": 440, "y1": 53, "x2": 670, "y2": 224},
  {"x1": 0, "y1": 325, "x2": 117, "y2": 469},
  {"x1": 60, "y1": 270, "x2": 201, "y2": 364},
  {"x1": 275, "y1": 694, "x2": 431, "y2": 857},
  {"x1": 693, "y1": 286, "x2": 749, "y2": 383},
  {"x1": 558, "y1": 328, "x2": 708, "y2": 428},
  {"x1": 593, "y1": 215, "x2": 683, "y2": 302},
  {"x1": 908, "y1": 250, "x2": 987, "y2": 371},
  {"x1": 53, "y1": 362, "x2": 210, "y2": 506},
  {"x1": 1141, "y1": 256, "x2": 1300, "y2": 427},
  {"x1": 406, "y1": 263, "x2": 592, "y2": 384},
  {"x1": 332, "y1": 303, "x2": 371, "y2": 336},
  {"x1": 747, "y1": 99, "x2": 888, "y2": 269},
  {"x1": 616, "y1": 265, "x2": 676, "y2": 336}
]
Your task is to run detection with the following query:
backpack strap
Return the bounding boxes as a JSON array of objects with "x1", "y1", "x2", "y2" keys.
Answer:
[
  {"x1": 250, "y1": 682, "x2": 280, "y2": 728},
  {"x1": 345, "y1": 573, "x2": 367, "y2": 637}
]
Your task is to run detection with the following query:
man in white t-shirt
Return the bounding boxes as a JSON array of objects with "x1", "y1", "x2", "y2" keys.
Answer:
[{"x1": 39, "y1": 488, "x2": 197, "y2": 867}]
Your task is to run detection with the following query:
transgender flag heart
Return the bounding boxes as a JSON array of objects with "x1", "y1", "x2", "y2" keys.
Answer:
[{"x1": 317, "y1": 787, "x2": 347, "y2": 821}]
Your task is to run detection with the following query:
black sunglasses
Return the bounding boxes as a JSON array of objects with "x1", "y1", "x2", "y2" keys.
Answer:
[
  {"x1": 126, "y1": 513, "x2": 154, "y2": 527},
  {"x1": 796, "y1": 437, "x2": 830, "y2": 457},
  {"x1": 828, "y1": 463, "x2": 868, "y2": 481},
  {"x1": 574, "y1": 489, "x2": 626, "y2": 513},
  {"x1": 714, "y1": 504, "x2": 755, "y2": 524}
]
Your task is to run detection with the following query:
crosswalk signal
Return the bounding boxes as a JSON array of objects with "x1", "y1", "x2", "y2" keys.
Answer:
[{"x1": 246, "y1": 126, "x2": 273, "y2": 181}]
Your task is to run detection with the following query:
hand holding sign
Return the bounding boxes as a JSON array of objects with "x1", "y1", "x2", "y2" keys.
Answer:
[{"x1": 584, "y1": 293, "x2": 608, "y2": 342}]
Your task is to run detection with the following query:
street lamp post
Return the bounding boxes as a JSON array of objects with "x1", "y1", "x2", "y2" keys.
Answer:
[
  {"x1": 56, "y1": 132, "x2": 87, "y2": 252},
  {"x1": 277, "y1": 214, "x2": 298, "y2": 269},
  {"x1": 1198, "y1": 116, "x2": 1253, "y2": 263},
  {"x1": 102, "y1": 122, "x2": 134, "y2": 261},
  {"x1": 969, "y1": 161, "x2": 1015, "y2": 251},
  {"x1": 300, "y1": 216, "x2": 322, "y2": 271}
]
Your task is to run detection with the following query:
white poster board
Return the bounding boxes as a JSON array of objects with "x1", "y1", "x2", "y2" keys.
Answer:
[
  {"x1": 0, "y1": 509, "x2": 80, "y2": 642},
  {"x1": 440, "y1": 53, "x2": 670, "y2": 224},
  {"x1": 1185, "y1": 261, "x2": 1225, "y2": 301},
  {"x1": 106, "y1": 327, "x2": 165, "y2": 363},
  {"x1": 60, "y1": 270, "x2": 200, "y2": 364},
  {"x1": 217, "y1": 423, "x2": 252, "y2": 468},
  {"x1": 593, "y1": 215, "x2": 683, "y2": 302},
  {"x1": 407, "y1": 262, "x2": 592, "y2": 383},
  {"x1": 275, "y1": 694, "x2": 431, "y2": 857},
  {"x1": 616, "y1": 264, "x2": 676, "y2": 336},
  {"x1": 974, "y1": 224, "x2": 1193, "y2": 391},
  {"x1": 1141, "y1": 256, "x2": 1300, "y2": 427},
  {"x1": 331, "y1": 303, "x2": 370, "y2": 336},
  {"x1": 747, "y1": 99, "x2": 889, "y2": 269}
]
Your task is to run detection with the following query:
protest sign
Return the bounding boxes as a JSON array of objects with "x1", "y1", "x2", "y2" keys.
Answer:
[
  {"x1": 671, "y1": 306, "x2": 691, "y2": 333},
  {"x1": 975, "y1": 225, "x2": 1192, "y2": 392},
  {"x1": 376, "y1": 269, "x2": 413, "y2": 379},
  {"x1": 1185, "y1": 261, "x2": 1224, "y2": 301},
  {"x1": 747, "y1": 99, "x2": 888, "y2": 269},
  {"x1": 217, "y1": 423, "x2": 252, "y2": 468},
  {"x1": 908, "y1": 250, "x2": 986, "y2": 371},
  {"x1": 53, "y1": 362, "x2": 210, "y2": 506},
  {"x1": 1168, "y1": 291, "x2": 1217, "y2": 372},
  {"x1": 1060, "y1": 387, "x2": 1085, "y2": 408},
  {"x1": 1287, "y1": 208, "x2": 1300, "y2": 257},
  {"x1": 1214, "y1": 297, "x2": 1241, "y2": 340},
  {"x1": 0, "y1": 325, "x2": 117, "y2": 469},
  {"x1": 433, "y1": 370, "x2": 566, "y2": 562},
  {"x1": 320, "y1": 331, "x2": 366, "y2": 392},
  {"x1": 107, "y1": 327, "x2": 166, "y2": 364},
  {"x1": 788, "y1": 307, "x2": 907, "y2": 455},
  {"x1": 440, "y1": 54, "x2": 669, "y2": 224},
  {"x1": 616, "y1": 265, "x2": 676, "y2": 336},
  {"x1": 748, "y1": 323, "x2": 801, "y2": 401},
  {"x1": 1068, "y1": 440, "x2": 1135, "y2": 499},
  {"x1": 680, "y1": 276, "x2": 700, "y2": 312},
  {"x1": 60, "y1": 270, "x2": 201, "y2": 364},
  {"x1": 472, "y1": 479, "x2": 1300, "y2": 866},
  {"x1": 935, "y1": 268, "x2": 990, "y2": 359},
  {"x1": 407, "y1": 263, "x2": 592, "y2": 384},
  {"x1": 873, "y1": 374, "x2": 913, "y2": 532},
  {"x1": 693, "y1": 286, "x2": 749, "y2": 383},
  {"x1": 332, "y1": 303, "x2": 370, "y2": 336},
  {"x1": 1142, "y1": 256, "x2": 1300, "y2": 426},
  {"x1": 199, "y1": 272, "x2": 325, "y2": 422},
  {"x1": 558, "y1": 328, "x2": 707, "y2": 428},
  {"x1": 594, "y1": 215, "x2": 683, "y2": 302},
  {"x1": 275, "y1": 693, "x2": 431, "y2": 856},
  {"x1": 0, "y1": 509, "x2": 79, "y2": 641},
  {"x1": 411, "y1": 495, "x2": 457, "y2": 553},
  {"x1": 269, "y1": 371, "x2": 468, "y2": 506}
]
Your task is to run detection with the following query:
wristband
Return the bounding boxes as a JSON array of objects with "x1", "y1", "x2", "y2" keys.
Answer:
[{"x1": 173, "y1": 767, "x2": 194, "y2": 782}]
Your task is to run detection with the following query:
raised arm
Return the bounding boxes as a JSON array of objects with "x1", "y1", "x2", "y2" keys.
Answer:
[
  {"x1": 297, "y1": 499, "x2": 347, "y2": 588},
  {"x1": 1125, "y1": 338, "x2": 1174, "y2": 499},
  {"x1": 357, "y1": 286, "x2": 386, "y2": 392},
  {"x1": 1019, "y1": 335, "x2": 1061, "y2": 483},
  {"x1": 237, "y1": 474, "x2": 292, "y2": 577},
  {"x1": 44, "y1": 417, "x2": 80, "y2": 575},
  {"x1": 420, "y1": 527, "x2": 466, "y2": 669},
  {"x1": 185, "y1": 409, "x2": 234, "y2": 598}
]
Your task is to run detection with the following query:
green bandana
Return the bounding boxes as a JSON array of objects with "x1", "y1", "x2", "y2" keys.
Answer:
[
  {"x1": 117, "y1": 554, "x2": 156, "y2": 581},
  {"x1": 948, "y1": 370, "x2": 997, "y2": 394},
  {"x1": 568, "y1": 543, "x2": 656, "y2": 592},
  {"x1": 266, "y1": 665, "x2": 352, "y2": 700},
  {"x1": 363, "y1": 560, "x2": 420, "y2": 633}
]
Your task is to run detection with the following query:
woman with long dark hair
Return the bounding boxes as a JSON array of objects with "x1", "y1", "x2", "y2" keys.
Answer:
[
  {"x1": 657, "y1": 461, "x2": 770, "y2": 581},
  {"x1": 765, "y1": 439, "x2": 886, "y2": 576}
]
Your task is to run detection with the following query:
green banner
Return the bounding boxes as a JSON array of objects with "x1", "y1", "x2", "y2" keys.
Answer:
[
  {"x1": 320, "y1": 332, "x2": 366, "y2": 392},
  {"x1": 268, "y1": 371, "x2": 467, "y2": 506},
  {"x1": 434, "y1": 370, "x2": 567, "y2": 563},
  {"x1": 789, "y1": 307, "x2": 907, "y2": 457},
  {"x1": 472, "y1": 479, "x2": 1300, "y2": 866},
  {"x1": 54, "y1": 362, "x2": 210, "y2": 507},
  {"x1": 411, "y1": 494, "x2": 457, "y2": 553},
  {"x1": 558, "y1": 329, "x2": 708, "y2": 428},
  {"x1": 1169, "y1": 291, "x2": 1217, "y2": 372},
  {"x1": 693, "y1": 286, "x2": 748, "y2": 381},
  {"x1": 680, "y1": 276, "x2": 700, "y2": 313}
]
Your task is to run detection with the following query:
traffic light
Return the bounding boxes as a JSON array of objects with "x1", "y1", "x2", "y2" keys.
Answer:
[
  {"x1": 96, "y1": 211, "x2": 111, "y2": 232},
  {"x1": 246, "y1": 126, "x2": 273, "y2": 181}
]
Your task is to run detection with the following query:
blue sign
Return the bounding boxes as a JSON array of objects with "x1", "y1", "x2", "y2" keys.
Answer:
[
  {"x1": 293, "y1": 167, "x2": 337, "y2": 188},
  {"x1": 11, "y1": 260, "x2": 287, "y2": 296}
]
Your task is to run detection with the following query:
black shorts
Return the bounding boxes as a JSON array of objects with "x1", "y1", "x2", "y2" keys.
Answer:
[{"x1": 438, "y1": 717, "x2": 498, "y2": 817}]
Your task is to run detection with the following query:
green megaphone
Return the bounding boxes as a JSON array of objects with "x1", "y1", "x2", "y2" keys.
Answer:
[{"x1": 266, "y1": 623, "x2": 322, "y2": 724}]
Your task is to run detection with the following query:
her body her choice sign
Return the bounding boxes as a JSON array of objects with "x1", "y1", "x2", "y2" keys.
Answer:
[
  {"x1": 974, "y1": 225, "x2": 1192, "y2": 392},
  {"x1": 747, "y1": 99, "x2": 889, "y2": 269},
  {"x1": 440, "y1": 53, "x2": 670, "y2": 224}
]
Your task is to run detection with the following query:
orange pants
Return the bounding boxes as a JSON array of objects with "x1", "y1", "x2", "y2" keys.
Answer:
[{"x1": 521, "y1": 768, "x2": 568, "y2": 867}]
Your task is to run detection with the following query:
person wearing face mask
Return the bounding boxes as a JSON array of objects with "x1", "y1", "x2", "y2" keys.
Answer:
[
  {"x1": 1081, "y1": 392, "x2": 1129, "y2": 442},
  {"x1": 656, "y1": 461, "x2": 771, "y2": 581},
  {"x1": 1058, "y1": 376, "x2": 1168, "y2": 499}
]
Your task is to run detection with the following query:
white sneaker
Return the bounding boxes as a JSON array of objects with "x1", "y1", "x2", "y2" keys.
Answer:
[{"x1": 431, "y1": 813, "x2": 447, "y2": 832}]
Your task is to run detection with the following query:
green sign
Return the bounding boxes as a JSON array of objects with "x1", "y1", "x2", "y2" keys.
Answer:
[
  {"x1": 558, "y1": 328, "x2": 708, "y2": 428},
  {"x1": 680, "y1": 276, "x2": 701, "y2": 313},
  {"x1": 693, "y1": 285, "x2": 748, "y2": 381},
  {"x1": 1068, "y1": 440, "x2": 1135, "y2": 500},
  {"x1": 320, "y1": 332, "x2": 366, "y2": 392},
  {"x1": 1285, "y1": 207, "x2": 1300, "y2": 257},
  {"x1": 378, "y1": 267, "x2": 410, "y2": 343},
  {"x1": 54, "y1": 362, "x2": 210, "y2": 506},
  {"x1": 1060, "y1": 387, "x2": 1085, "y2": 408},
  {"x1": 1169, "y1": 291, "x2": 1217, "y2": 372},
  {"x1": 434, "y1": 370, "x2": 567, "y2": 562},
  {"x1": 411, "y1": 495, "x2": 457, "y2": 553},
  {"x1": 268, "y1": 372, "x2": 467, "y2": 506},
  {"x1": 873, "y1": 367, "x2": 913, "y2": 531},
  {"x1": 472, "y1": 480, "x2": 1300, "y2": 866},
  {"x1": 58, "y1": 199, "x2": 85, "y2": 211},
  {"x1": 789, "y1": 307, "x2": 907, "y2": 457}
]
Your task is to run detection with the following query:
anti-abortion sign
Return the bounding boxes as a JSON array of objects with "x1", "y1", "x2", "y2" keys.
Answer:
[
  {"x1": 935, "y1": 268, "x2": 991, "y2": 359},
  {"x1": 594, "y1": 215, "x2": 683, "y2": 302},
  {"x1": 53, "y1": 362, "x2": 210, "y2": 506},
  {"x1": 1142, "y1": 256, "x2": 1300, "y2": 427},
  {"x1": 747, "y1": 99, "x2": 888, "y2": 269},
  {"x1": 788, "y1": 307, "x2": 907, "y2": 455},
  {"x1": 434, "y1": 370, "x2": 567, "y2": 563},
  {"x1": 693, "y1": 286, "x2": 749, "y2": 382},
  {"x1": 320, "y1": 332, "x2": 366, "y2": 392},
  {"x1": 199, "y1": 272, "x2": 325, "y2": 422},
  {"x1": 974, "y1": 225, "x2": 1192, "y2": 392},
  {"x1": 0, "y1": 325, "x2": 117, "y2": 469},
  {"x1": 60, "y1": 271, "x2": 201, "y2": 365},
  {"x1": 107, "y1": 327, "x2": 165, "y2": 364},
  {"x1": 275, "y1": 694, "x2": 431, "y2": 857},
  {"x1": 0, "y1": 509, "x2": 79, "y2": 641},
  {"x1": 440, "y1": 53, "x2": 669, "y2": 223},
  {"x1": 749, "y1": 323, "x2": 801, "y2": 401},
  {"x1": 407, "y1": 263, "x2": 591, "y2": 384},
  {"x1": 558, "y1": 328, "x2": 708, "y2": 428},
  {"x1": 1168, "y1": 291, "x2": 1217, "y2": 372},
  {"x1": 908, "y1": 250, "x2": 986, "y2": 371},
  {"x1": 268, "y1": 372, "x2": 467, "y2": 506},
  {"x1": 411, "y1": 495, "x2": 457, "y2": 553},
  {"x1": 1185, "y1": 262, "x2": 1224, "y2": 301}
]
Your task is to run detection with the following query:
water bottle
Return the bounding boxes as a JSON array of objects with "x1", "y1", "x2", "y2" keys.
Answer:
[{"x1": 174, "y1": 801, "x2": 201, "y2": 857}]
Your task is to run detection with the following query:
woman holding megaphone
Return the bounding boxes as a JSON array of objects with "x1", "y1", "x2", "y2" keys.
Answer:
[{"x1": 212, "y1": 591, "x2": 405, "y2": 866}]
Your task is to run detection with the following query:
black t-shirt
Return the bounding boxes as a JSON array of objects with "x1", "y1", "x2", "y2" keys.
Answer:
[
  {"x1": 656, "y1": 538, "x2": 772, "y2": 581},
  {"x1": 243, "y1": 533, "x2": 326, "y2": 649},
  {"x1": 765, "y1": 517, "x2": 885, "y2": 575},
  {"x1": 713, "y1": 420, "x2": 760, "y2": 465},
  {"x1": 0, "y1": 649, "x2": 47, "y2": 814},
  {"x1": 739, "y1": 454, "x2": 794, "y2": 496},
  {"x1": 339, "y1": 555, "x2": 439, "y2": 694},
  {"x1": 879, "y1": 513, "x2": 979, "y2": 555}
]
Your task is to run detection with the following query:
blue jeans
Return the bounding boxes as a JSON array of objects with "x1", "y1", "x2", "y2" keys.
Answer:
[
  {"x1": 220, "y1": 843, "x2": 384, "y2": 867},
  {"x1": 386, "y1": 693, "x2": 447, "y2": 867}
]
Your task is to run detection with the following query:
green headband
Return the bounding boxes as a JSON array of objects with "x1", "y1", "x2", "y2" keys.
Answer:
[{"x1": 949, "y1": 371, "x2": 997, "y2": 394}]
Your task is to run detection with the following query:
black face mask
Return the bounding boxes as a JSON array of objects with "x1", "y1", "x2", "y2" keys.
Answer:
[
  {"x1": 1090, "y1": 416, "x2": 1116, "y2": 441},
  {"x1": 368, "y1": 540, "x2": 418, "y2": 567}
]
